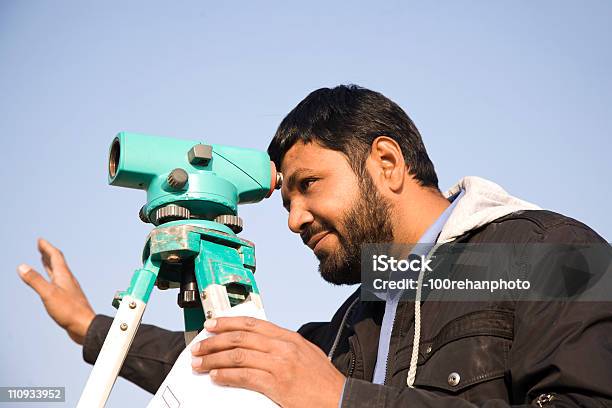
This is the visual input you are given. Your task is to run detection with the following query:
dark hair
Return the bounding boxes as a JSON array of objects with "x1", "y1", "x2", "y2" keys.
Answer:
[{"x1": 267, "y1": 84, "x2": 439, "y2": 189}]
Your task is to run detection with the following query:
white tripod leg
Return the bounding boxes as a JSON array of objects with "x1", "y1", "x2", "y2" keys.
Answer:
[
  {"x1": 200, "y1": 284, "x2": 232, "y2": 319},
  {"x1": 77, "y1": 295, "x2": 146, "y2": 408}
]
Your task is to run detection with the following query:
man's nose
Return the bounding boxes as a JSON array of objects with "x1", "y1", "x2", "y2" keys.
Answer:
[{"x1": 287, "y1": 204, "x2": 314, "y2": 234}]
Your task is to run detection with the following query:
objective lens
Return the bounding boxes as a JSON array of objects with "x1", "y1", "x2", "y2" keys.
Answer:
[{"x1": 109, "y1": 137, "x2": 120, "y2": 178}]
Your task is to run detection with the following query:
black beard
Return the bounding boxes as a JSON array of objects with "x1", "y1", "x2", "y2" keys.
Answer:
[{"x1": 318, "y1": 172, "x2": 394, "y2": 285}]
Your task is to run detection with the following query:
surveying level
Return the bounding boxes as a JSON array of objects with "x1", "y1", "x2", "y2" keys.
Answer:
[{"x1": 77, "y1": 133, "x2": 282, "y2": 407}]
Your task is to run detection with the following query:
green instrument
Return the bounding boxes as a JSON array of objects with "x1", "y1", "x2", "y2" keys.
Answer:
[{"x1": 77, "y1": 132, "x2": 282, "y2": 408}]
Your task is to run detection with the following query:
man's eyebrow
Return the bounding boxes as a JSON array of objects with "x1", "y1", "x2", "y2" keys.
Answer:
[{"x1": 284, "y1": 168, "x2": 312, "y2": 191}]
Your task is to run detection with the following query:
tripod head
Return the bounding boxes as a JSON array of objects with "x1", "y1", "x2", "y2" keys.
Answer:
[{"x1": 108, "y1": 132, "x2": 282, "y2": 227}]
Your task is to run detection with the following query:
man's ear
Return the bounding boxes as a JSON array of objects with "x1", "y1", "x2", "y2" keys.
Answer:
[{"x1": 367, "y1": 136, "x2": 406, "y2": 193}]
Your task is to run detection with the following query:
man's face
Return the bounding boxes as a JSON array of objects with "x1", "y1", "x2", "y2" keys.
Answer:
[{"x1": 280, "y1": 141, "x2": 394, "y2": 285}]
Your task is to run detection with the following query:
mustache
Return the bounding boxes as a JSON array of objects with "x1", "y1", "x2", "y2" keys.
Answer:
[{"x1": 301, "y1": 222, "x2": 333, "y2": 246}]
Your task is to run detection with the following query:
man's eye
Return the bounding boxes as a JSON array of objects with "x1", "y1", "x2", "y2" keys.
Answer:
[{"x1": 299, "y1": 178, "x2": 317, "y2": 192}]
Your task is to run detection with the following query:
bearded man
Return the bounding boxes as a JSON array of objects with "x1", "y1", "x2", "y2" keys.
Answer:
[{"x1": 19, "y1": 85, "x2": 612, "y2": 407}]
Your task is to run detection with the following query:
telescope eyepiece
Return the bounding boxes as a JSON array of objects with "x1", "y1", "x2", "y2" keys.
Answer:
[{"x1": 276, "y1": 171, "x2": 283, "y2": 189}]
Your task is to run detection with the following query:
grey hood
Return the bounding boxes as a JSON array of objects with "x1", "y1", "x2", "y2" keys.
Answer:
[{"x1": 438, "y1": 176, "x2": 541, "y2": 244}]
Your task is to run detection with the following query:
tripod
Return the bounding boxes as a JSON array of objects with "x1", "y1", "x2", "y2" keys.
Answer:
[{"x1": 76, "y1": 218, "x2": 264, "y2": 407}]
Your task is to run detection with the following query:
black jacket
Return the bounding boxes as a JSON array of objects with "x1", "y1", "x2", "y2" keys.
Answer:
[{"x1": 83, "y1": 210, "x2": 612, "y2": 407}]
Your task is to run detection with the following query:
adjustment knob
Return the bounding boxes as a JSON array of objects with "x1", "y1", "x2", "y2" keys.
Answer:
[
  {"x1": 139, "y1": 205, "x2": 150, "y2": 223},
  {"x1": 154, "y1": 204, "x2": 191, "y2": 224},
  {"x1": 178, "y1": 290, "x2": 199, "y2": 308},
  {"x1": 214, "y1": 215, "x2": 244, "y2": 233},
  {"x1": 167, "y1": 168, "x2": 189, "y2": 189}
]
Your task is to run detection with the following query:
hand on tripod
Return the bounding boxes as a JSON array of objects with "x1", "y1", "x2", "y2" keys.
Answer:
[{"x1": 18, "y1": 238, "x2": 96, "y2": 345}]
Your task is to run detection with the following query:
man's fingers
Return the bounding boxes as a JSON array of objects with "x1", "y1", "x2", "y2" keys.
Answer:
[
  {"x1": 17, "y1": 264, "x2": 54, "y2": 298},
  {"x1": 205, "y1": 317, "x2": 297, "y2": 341},
  {"x1": 191, "y1": 331, "x2": 280, "y2": 356},
  {"x1": 37, "y1": 238, "x2": 67, "y2": 279},
  {"x1": 208, "y1": 367, "x2": 275, "y2": 397},
  {"x1": 191, "y1": 348, "x2": 277, "y2": 374}
]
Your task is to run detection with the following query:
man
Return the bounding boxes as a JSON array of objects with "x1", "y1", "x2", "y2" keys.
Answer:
[{"x1": 19, "y1": 85, "x2": 612, "y2": 407}]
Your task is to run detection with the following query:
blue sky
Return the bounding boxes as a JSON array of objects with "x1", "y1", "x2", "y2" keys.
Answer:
[{"x1": 1, "y1": 1, "x2": 610, "y2": 406}]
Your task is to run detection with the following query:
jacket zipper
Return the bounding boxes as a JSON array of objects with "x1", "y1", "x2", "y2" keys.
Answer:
[
  {"x1": 348, "y1": 347, "x2": 356, "y2": 377},
  {"x1": 327, "y1": 297, "x2": 359, "y2": 361}
]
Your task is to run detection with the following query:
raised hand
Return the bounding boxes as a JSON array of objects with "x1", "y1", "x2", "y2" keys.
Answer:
[{"x1": 18, "y1": 238, "x2": 96, "y2": 345}]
